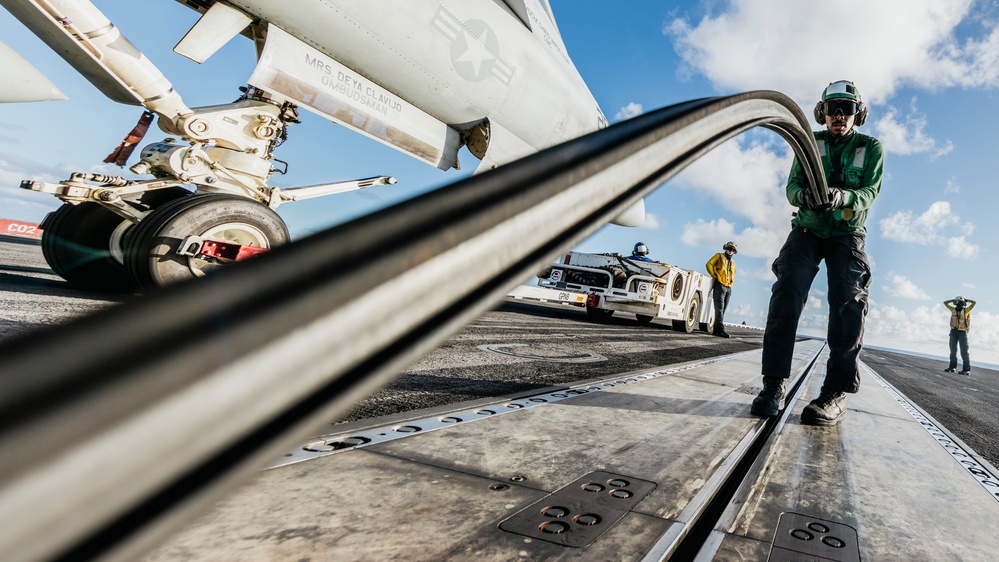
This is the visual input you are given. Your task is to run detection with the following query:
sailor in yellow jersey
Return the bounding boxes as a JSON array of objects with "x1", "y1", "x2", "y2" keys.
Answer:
[{"x1": 705, "y1": 242, "x2": 737, "y2": 338}]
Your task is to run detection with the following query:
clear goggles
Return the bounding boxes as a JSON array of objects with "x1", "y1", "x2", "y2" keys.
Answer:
[{"x1": 822, "y1": 99, "x2": 859, "y2": 117}]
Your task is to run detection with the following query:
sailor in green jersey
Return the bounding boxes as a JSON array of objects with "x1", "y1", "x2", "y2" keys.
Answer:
[{"x1": 751, "y1": 80, "x2": 885, "y2": 426}]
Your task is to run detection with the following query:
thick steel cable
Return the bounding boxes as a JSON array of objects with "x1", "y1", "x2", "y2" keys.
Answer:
[{"x1": 0, "y1": 91, "x2": 826, "y2": 561}]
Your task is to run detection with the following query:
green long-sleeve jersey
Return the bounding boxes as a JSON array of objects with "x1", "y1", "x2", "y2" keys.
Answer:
[{"x1": 787, "y1": 129, "x2": 885, "y2": 238}]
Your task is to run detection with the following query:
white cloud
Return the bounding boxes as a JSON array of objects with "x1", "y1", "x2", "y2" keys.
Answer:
[
  {"x1": 675, "y1": 137, "x2": 793, "y2": 225},
  {"x1": 882, "y1": 305, "x2": 910, "y2": 322},
  {"x1": 0, "y1": 152, "x2": 67, "y2": 185},
  {"x1": 615, "y1": 102, "x2": 644, "y2": 121},
  {"x1": 0, "y1": 152, "x2": 75, "y2": 222},
  {"x1": 879, "y1": 201, "x2": 958, "y2": 243},
  {"x1": 674, "y1": 135, "x2": 795, "y2": 259},
  {"x1": 665, "y1": 0, "x2": 996, "y2": 108},
  {"x1": 883, "y1": 272, "x2": 931, "y2": 300},
  {"x1": 680, "y1": 217, "x2": 737, "y2": 247},
  {"x1": 0, "y1": 152, "x2": 133, "y2": 222},
  {"x1": 944, "y1": 176, "x2": 960, "y2": 194},
  {"x1": 640, "y1": 211, "x2": 661, "y2": 231},
  {"x1": 947, "y1": 236, "x2": 981, "y2": 260},
  {"x1": 679, "y1": 217, "x2": 787, "y2": 262},
  {"x1": 740, "y1": 265, "x2": 776, "y2": 282},
  {"x1": 878, "y1": 200, "x2": 981, "y2": 259},
  {"x1": 0, "y1": 188, "x2": 61, "y2": 223},
  {"x1": 871, "y1": 99, "x2": 953, "y2": 157}
]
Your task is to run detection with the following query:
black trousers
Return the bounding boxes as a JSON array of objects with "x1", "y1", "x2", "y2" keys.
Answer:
[
  {"x1": 712, "y1": 280, "x2": 731, "y2": 332},
  {"x1": 948, "y1": 329, "x2": 970, "y2": 371},
  {"x1": 761, "y1": 227, "x2": 872, "y2": 393}
]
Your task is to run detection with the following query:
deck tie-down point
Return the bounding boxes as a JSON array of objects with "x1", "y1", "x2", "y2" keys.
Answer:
[
  {"x1": 498, "y1": 471, "x2": 655, "y2": 547},
  {"x1": 769, "y1": 512, "x2": 860, "y2": 562}
]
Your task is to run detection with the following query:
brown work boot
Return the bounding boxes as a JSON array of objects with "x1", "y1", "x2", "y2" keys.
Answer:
[
  {"x1": 801, "y1": 388, "x2": 847, "y2": 426},
  {"x1": 750, "y1": 377, "x2": 785, "y2": 418}
]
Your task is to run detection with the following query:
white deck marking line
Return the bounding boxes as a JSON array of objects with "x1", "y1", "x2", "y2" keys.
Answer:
[
  {"x1": 865, "y1": 363, "x2": 999, "y2": 503},
  {"x1": 268, "y1": 349, "x2": 763, "y2": 469}
]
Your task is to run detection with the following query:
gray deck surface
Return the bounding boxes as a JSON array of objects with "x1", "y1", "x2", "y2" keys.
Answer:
[{"x1": 142, "y1": 340, "x2": 999, "y2": 561}]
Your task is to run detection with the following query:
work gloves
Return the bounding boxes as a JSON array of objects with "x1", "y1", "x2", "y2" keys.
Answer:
[
  {"x1": 826, "y1": 188, "x2": 845, "y2": 210},
  {"x1": 800, "y1": 187, "x2": 845, "y2": 212}
]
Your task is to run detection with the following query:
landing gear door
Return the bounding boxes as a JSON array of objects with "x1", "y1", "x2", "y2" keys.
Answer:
[{"x1": 249, "y1": 24, "x2": 460, "y2": 171}]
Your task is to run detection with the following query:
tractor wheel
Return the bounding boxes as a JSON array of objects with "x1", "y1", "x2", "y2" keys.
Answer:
[
  {"x1": 586, "y1": 306, "x2": 614, "y2": 320},
  {"x1": 672, "y1": 294, "x2": 700, "y2": 333},
  {"x1": 699, "y1": 311, "x2": 716, "y2": 333}
]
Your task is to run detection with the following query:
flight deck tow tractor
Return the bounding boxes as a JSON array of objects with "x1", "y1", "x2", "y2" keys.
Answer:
[{"x1": 537, "y1": 251, "x2": 716, "y2": 333}]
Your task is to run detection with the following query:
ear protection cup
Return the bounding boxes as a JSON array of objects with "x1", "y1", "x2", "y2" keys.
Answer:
[
  {"x1": 813, "y1": 102, "x2": 825, "y2": 125},
  {"x1": 855, "y1": 102, "x2": 868, "y2": 126}
]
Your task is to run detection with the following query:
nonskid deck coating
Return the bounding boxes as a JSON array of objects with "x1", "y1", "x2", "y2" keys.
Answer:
[{"x1": 143, "y1": 340, "x2": 999, "y2": 561}]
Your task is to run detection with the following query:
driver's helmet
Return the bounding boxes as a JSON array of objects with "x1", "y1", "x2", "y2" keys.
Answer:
[{"x1": 633, "y1": 242, "x2": 649, "y2": 257}]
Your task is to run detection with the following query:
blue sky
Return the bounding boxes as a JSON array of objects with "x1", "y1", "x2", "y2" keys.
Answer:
[{"x1": 2, "y1": 0, "x2": 998, "y2": 365}]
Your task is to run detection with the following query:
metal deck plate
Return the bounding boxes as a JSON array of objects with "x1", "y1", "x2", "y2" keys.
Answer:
[
  {"x1": 498, "y1": 471, "x2": 656, "y2": 548},
  {"x1": 769, "y1": 512, "x2": 860, "y2": 562}
]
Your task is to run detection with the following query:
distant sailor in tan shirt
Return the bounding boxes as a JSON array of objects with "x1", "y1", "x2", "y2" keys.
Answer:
[{"x1": 944, "y1": 296, "x2": 976, "y2": 375}]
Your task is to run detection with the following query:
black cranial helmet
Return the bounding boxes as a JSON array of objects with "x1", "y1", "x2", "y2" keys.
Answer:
[{"x1": 633, "y1": 242, "x2": 649, "y2": 256}]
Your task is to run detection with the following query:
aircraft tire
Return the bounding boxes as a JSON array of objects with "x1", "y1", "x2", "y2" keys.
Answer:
[
  {"x1": 40, "y1": 188, "x2": 190, "y2": 293},
  {"x1": 123, "y1": 194, "x2": 289, "y2": 292}
]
